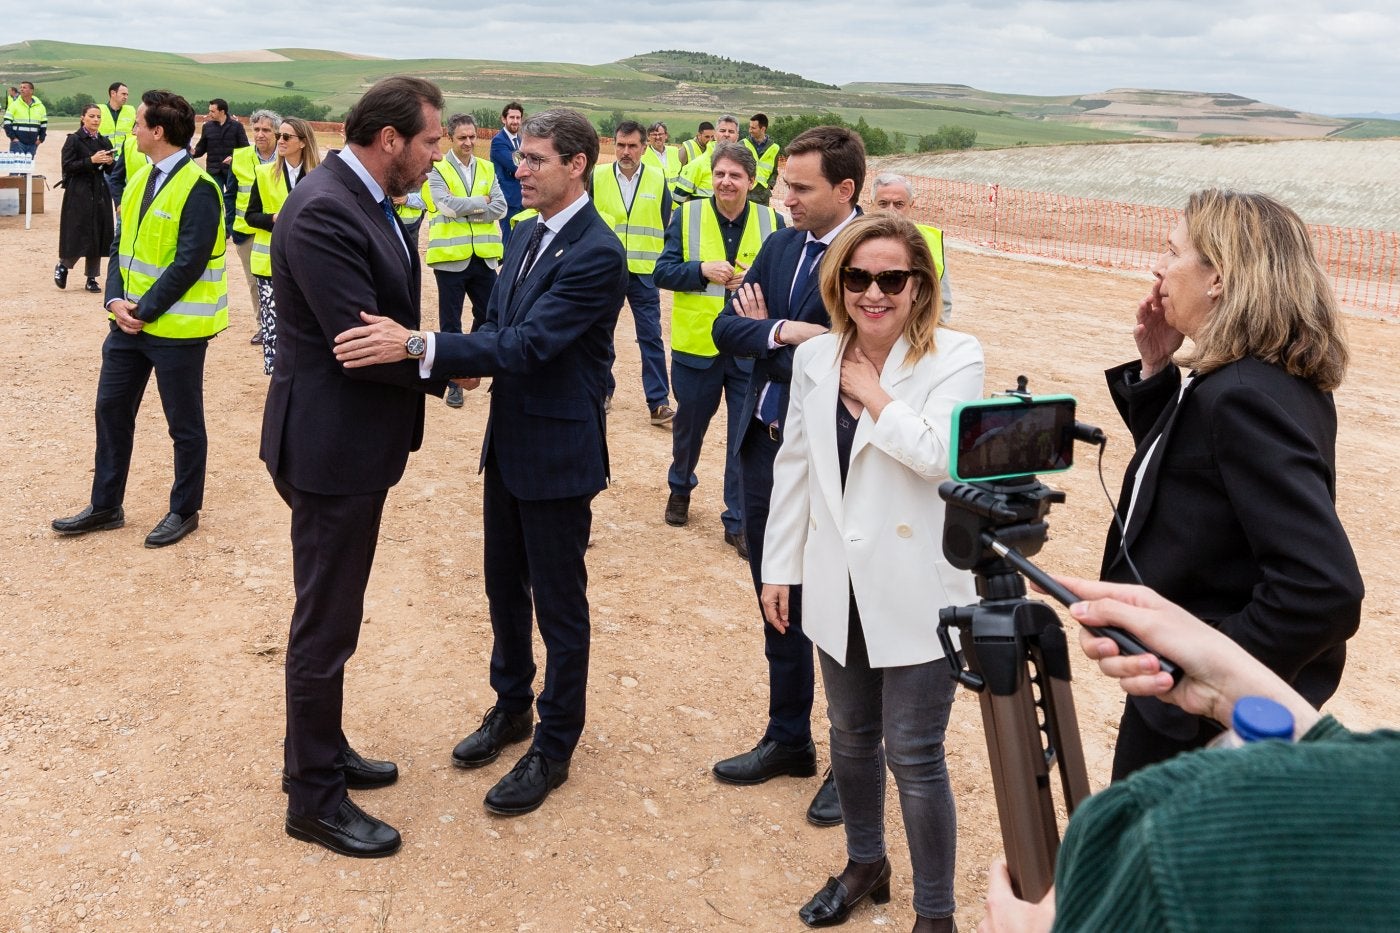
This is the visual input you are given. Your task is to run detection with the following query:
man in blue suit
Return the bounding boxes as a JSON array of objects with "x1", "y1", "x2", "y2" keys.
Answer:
[
  {"x1": 335, "y1": 108, "x2": 629, "y2": 817},
  {"x1": 490, "y1": 100, "x2": 525, "y2": 247},
  {"x1": 710, "y1": 126, "x2": 866, "y2": 828}
]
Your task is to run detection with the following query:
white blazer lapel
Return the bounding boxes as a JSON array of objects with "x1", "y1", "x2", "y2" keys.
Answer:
[
  {"x1": 850, "y1": 336, "x2": 913, "y2": 460},
  {"x1": 803, "y1": 344, "x2": 845, "y2": 529}
]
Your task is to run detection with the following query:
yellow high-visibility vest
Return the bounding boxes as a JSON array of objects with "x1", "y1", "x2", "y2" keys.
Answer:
[
  {"x1": 97, "y1": 103, "x2": 136, "y2": 153},
  {"x1": 917, "y1": 223, "x2": 947, "y2": 281},
  {"x1": 673, "y1": 150, "x2": 713, "y2": 203},
  {"x1": 590, "y1": 162, "x2": 666, "y2": 274},
  {"x1": 671, "y1": 199, "x2": 778, "y2": 357},
  {"x1": 231, "y1": 145, "x2": 273, "y2": 236},
  {"x1": 509, "y1": 208, "x2": 538, "y2": 229},
  {"x1": 114, "y1": 160, "x2": 228, "y2": 340},
  {"x1": 743, "y1": 137, "x2": 779, "y2": 189},
  {"x1": 641, "y1": 144, "x2": 681, "y2": 188},
  {"x1": 423, "y1": 156, "x2": 504, "y2": 265},
  {"x1": 249, "y1": 162, "x2": 292, "y2": 278},
  {"x1": 2, "y1": 95, "x2": 46, "y2": 139}
]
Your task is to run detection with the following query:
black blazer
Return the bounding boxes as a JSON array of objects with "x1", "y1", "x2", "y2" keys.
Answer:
[
  {"x1": 1102, "y1": 356, "x2": 1364, "y2": 739},
  {"x1": 711, "y1": 222, "x2": 844, "y2": 447},
  {"x1": 431, "y1": 203, "x2": 629, "y2": 501},
  {"x1": 260, "y1": 151, "x2": 441, "y2": 496}
]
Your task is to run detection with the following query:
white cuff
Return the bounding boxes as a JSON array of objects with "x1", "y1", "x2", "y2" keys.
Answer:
[{"x1": 420, "y1": 331, "x2": 435, "y2": 379}]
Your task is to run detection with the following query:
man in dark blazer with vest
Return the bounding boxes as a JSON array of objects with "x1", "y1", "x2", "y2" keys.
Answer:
[
  {"x1": 710, "y1": 126, "x2": 865, "y2": 827},
  {"x1": 336, "y1": 108, "x2": 628, "y2": 817},
  {"x1": 262, "y1": 76, "x2": 446, "y2": 858}
]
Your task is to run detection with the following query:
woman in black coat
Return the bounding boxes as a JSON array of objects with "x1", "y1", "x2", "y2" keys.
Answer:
[
  {"x1": 1101, "y1": 189, "x2": 1364, "y2": 780},
  {"x1": 55, "y1": 103, "x2": 115, "y2": 293}
]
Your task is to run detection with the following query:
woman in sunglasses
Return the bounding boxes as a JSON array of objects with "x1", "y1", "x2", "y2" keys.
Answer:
[
  {"x1": 761, "y1": 212, "x2": 984, "y2": 932},
  {"x1": 245, "y1": 116, "x2": 321, "y2": 373}
]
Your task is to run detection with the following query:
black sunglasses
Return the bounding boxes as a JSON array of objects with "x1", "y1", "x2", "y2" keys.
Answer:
[
  {"x1": 276, "y1": 132, "x2": 301, "y2": 141},
  {"x1": 840, "y1": 266, "x2": 916, "y2": 296}
]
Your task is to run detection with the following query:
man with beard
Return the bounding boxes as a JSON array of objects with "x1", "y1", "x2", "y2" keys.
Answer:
[
  {"x1": 490, "y1": 100, "x2": 525, "y2": 247},
  {"x1": 261, "y1": 76, "x2": 446, "y2": 858}
]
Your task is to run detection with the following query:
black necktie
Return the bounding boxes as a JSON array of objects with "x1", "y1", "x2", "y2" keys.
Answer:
[
  {"x1": 139, "y1": 168, "x2": 161, "y2": 220},
  {"x1": 790, "y1": 240, "x2": 828, "y2": 304},
  {"x1": 515, "y1": 221, "x2": 549, "y2": 287}
]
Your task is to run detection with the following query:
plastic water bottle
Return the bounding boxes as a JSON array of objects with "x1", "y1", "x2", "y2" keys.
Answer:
[{"x1": 1208, "y1": 696, "x2": 1295, "y2": 749}]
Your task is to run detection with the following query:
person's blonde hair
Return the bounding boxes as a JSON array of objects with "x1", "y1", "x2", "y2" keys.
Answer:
[
  {"x1": 276, "y1": 117, "x2": 321, "y2": 177},
  {"x1": 1178, "y1": 189, "x2": 1348, "y2": 391},
  {"x1": 819, "y1": 213, "x2": 941, "y2": 363}
]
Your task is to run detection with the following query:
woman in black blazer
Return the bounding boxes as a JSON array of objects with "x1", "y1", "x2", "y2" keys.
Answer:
[{"x1": 1101, "y1": 189, "x2": 1364, "y2": 779}]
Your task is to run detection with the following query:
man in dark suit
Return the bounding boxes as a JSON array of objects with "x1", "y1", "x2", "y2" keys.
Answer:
[
  {"x1": 335, "y1": 108, "x2": 628, "y2": 817},
  {"x1": 489, "y1": 100, "x2": 525, "y2": 247},
  {"x1": 261, "y1": 76, "x2": 446, "y2": 858},
  {"x1": 52, "y1": 89, "x2": 226, "y2": 549},
  {"x1": 710, "y1": 126, "x2": 866, "y2": 827}
]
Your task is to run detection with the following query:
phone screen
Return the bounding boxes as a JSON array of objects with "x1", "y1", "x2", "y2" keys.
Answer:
[{"x1": 951, "y1": 396, "x2": 1076, "y2": 482}]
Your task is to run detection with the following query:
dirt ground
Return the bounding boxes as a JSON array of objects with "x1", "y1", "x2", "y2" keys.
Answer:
[{"x1": 2, "y1": 142, "x2": 1398, "y2": 933}]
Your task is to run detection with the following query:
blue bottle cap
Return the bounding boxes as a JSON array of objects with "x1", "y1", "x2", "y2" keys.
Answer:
[{"x1": 1231, "y1": 696, "x2": 1295, "y2": 743}]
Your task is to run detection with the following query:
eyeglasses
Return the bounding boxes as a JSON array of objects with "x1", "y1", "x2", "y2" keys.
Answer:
[
  {"x1": 276, "y1": 132, "x2": 301, "y2": 141},
  {"x1": 840, "y1": 266, "x2": 916, "y2": 296},
  {"x1": 512, "y1": 150, "x2": 567, "y2": 171}
]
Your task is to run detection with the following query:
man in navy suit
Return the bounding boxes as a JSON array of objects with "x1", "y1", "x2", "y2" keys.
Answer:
[
  {"x1": 336, "y1": 108, "x2": 629, "y2": 817},
  {"x1": 711, "y1": 126, "x2": 866, "y2": 827},
  {"x1": 490, "y1": 100, "x2": 525, "y2": 247},
  {"x1": 262, "y1": 76, "x2": 446, "y2": 858}
]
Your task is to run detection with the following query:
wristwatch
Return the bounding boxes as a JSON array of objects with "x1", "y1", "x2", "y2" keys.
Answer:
[{"x1": 405, "y1": 331, "x2": 426, "y2": 359}]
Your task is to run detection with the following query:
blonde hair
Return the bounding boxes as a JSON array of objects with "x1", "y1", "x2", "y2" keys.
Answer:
[
  {"x1": 1178, "y1": 189, "x2": 1348, "y2": 391},
  {"x1": 276, "y1": 117, "x2": 321, "y2": 177},
  {"x1": 819, "y1": 213, "x2": 941, "y2": 363}
]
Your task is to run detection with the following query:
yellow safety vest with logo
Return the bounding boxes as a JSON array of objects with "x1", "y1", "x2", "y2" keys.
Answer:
[
  {"x1": 422, "y1": 156, "x2": 503, "y2": 265},
  {"x1": 2, "y1": 95, "x2": 46, "y2": 140},
  {"x1": 114, "y1": 160, "x2": 229, "y2": 340},
  {"x1": 97, "y1": 103, "x2": 137, "y2": 154},
  {"x1": 231, "y1": 145, "x2": 272, "y2": 236},
  {"x1": 641, "y1": 144, "x2": 681, "y2": 188},
  {"x1": 743, "y1": 137, "x2": 779, "y2": 189},
  {"x1": 590, "y1": 162, "x2": 665, "y2": 274},
  {"x1": 916, "y1": 223, "x2": 947, "y2": 281},
  {"x1": 671, "y1": 199, "x2": 778, "y2": 357},
  {"x1": 673, "y1": 149, "x2": 713, "y2": 203},
  {"x1": 249, "y1": 161, "x2": 294, "y2": 277}
]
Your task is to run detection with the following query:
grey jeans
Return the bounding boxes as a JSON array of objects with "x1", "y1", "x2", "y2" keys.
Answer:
[{"x1": 818, "y1": 612, "x2": 959, "y2": 919}]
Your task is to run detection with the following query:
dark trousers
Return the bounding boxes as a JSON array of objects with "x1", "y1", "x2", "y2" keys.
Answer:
[
  {"x1": 433, "y1": 258, "x2": 497, "y2": 335},
  {"x1": 1111, "y1": 697, "x2": 1222, "y2": 781},
  {"x1": 275, "y1": 476, "x2": 388, "y2": 818},
  {"x1": 208, "y1": 168, "x2": 236, "y2": 235},
  {"x1": 482, "y1": 457, "x2": 595, "y2": 762},
  {"x1": 605, "y1": 273, "x2": 670, "y2": 409},
  {"x1": 91, "y1": 329, "x2": 208, "y2": 515},
  {"x1": 740, "y1": 420, "x2": 815, "y2": 747},
  {"x1": 668, "y1": 354, "x2": 746, "y2": 535}
]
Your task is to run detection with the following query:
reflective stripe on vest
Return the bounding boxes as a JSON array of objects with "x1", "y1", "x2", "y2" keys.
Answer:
[
  {"x1": 917, "y1": 223, "x2": 947, "y2": 281},
  {"x1": 231, "y1": 146, "x2": 271, "y2": 236},
  {"x1": 671, "y1": 200, "x2": 777, "y2": 357},
  {"x1": 114, "y1": 160, "x2": 228, "y2": 339},
  {"x1": 3, "y1": 97, "x2": 46, "y2": 136},
  {"x1": 424, "y1": 157, "x2": 504, "y2": 264},
  {"x1": 591, "y1": 162, "x2": 666, "y2": 274},
  {"x1": 641, "y1": 145, "x2": 681, "y2": 187},
  {"x1": 249, "y1": 162, "x2": 290, "y2": 278},
  {"x1": 98, "y1": 103, "x2": 136, "y2": 152},
  {"x1": 743, "y1": 137, "x2": 779, "y2": 188},
  {"x1": 672, "y1": 151, "x2": 713, "y2": 203}
]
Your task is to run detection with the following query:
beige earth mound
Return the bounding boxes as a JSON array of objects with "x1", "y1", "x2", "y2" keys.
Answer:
[
  {"x1": 2, "y1": 142, "x2": 1398, "y2": 931},
  {"x1": 183, "y1": 51, "x2": 294, "y2": 64}
]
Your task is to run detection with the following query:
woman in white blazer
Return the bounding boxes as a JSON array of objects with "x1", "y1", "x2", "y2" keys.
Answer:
[{"x1": 761, "y1": 214, "x2": 984, "y2": 932}]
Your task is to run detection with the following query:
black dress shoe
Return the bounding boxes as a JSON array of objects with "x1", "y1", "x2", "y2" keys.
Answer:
[
  {"x1": 281, "y1": 746, "x2": 399, "y2": 793},
  {"x1": 52, "y1": 504, "x2": 124, "y2": 536},
  {"x1": 54, "y1": 263, "x2": 68, "y2": 289},
  {"x1": 724, "y1": 529, "x2": 750, "y2": 561},
  {"x1": 665, "y1": 492, "x2": 690, "y2": 527},
  {"x1": 483, "y1": 747, "x2": 569, "y2": 816},
  {"x1": 713, "y1": 738, "x2": 817, "y2": 785},
  {"x1": 806, "y1": 769, "x2": 843, "y2": 827},
  {"x1": 85, "y1": 277, "x2": 101, "y2": 292},
  {"x1": 452, "y1": 705, "x2": 534, "y2": 768},
  {"x1": 285, "y1": 796, "x2": 401, "y2": 858},
  {"x1": 798, "y1": 858, "x2": 892, "y2": 927},
  {"x1": 144, "y1": 511, "x2": 198, "y2": 548}
]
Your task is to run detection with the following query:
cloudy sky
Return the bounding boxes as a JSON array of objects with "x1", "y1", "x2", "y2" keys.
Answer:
[{"x1": 14, "y1": 0, "x2": 1399, "y2": 115}]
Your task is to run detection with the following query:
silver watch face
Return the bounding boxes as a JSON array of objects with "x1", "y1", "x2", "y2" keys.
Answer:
[{"x1": 406, "y1": 334, "x2": 426, "y2": 357}]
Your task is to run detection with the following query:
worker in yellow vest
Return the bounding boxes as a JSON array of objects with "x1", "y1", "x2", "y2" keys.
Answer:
[
  {"x1": 677, "y1": 120, "x2": 715, "y2": 168},
  {"x1": 3, "y1": 80, "x2": 46, "y2": 157},
  {"x1": 743, "y1": 113, "x2": 780, "y2": 206},
  {"x1": 98, "y1": 82, "x2": 137, "y2": 200},
  {"x1": 231, "y1": 108, "x2": 281, "y2": 344},
  {"x1": 870, "y1": 172, "x2": 956, "y2": 321},
  {"x1": 674, "y1": 115, "x2": 740, "y2": 204},
  {"x1": 52, "y1": 90, "x2": 228, "y2": 549},
  {"x1": 641, "y1": 120, "x2": 682, "y2": 191},
  {"x1": 245, "y1": 117, "x2": 321, "y2": 374},
  {"x1": 589, "y1": 119, "x2": 674, "y2": 426},
  {"x1": 653, "y1": 141, "x2": 782, "y2": 555},
  {"x1": 423, "y1": 113, "x2": 507, "y2": 408}
]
